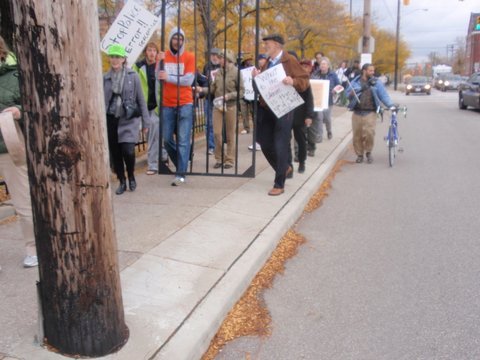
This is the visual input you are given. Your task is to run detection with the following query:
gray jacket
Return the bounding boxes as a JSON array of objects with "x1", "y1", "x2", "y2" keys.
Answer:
[{"x1": 103, "y1": 67, "x2": 149, "y2": 143}]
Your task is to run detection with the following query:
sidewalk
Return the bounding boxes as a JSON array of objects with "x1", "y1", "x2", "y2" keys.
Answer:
[{"x1": 0, "y1": 107, "x2": 353, "y2": 360}]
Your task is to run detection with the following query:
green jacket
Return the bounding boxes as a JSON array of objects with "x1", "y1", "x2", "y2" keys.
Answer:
[
  {"x1": 0, "y1": 53, "x2": 21, "y2": 154},
  {"x1": 132, "y1": 59, "x2": 159, "y2": 114}
]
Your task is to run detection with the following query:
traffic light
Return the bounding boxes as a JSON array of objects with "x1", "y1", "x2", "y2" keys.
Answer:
[
  {"x1": 476, "y1": 16, "x2": 480, "y2": 31},
  {"x1": 403, "y1": 0, "x2": 410, "y2": 5}
]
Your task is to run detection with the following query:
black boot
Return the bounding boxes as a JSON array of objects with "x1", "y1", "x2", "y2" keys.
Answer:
[
  {"x1": 128, "y1": 177, "x2": 137, "y2": 191},
  {"x1": 115, "y1": 180, "x2": 127, "y2": 195},
  {"x1": 298, "y1": 162, "x2": 305, "y2": 174}
]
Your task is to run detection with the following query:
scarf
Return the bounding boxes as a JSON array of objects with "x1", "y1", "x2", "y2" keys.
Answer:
[{"x1": 107, "y1": 67, "x2": 126, "y2": 118}]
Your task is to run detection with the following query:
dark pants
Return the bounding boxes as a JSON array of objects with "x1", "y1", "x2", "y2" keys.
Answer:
[
  {"x1": 288, "y1": 112, "x2": 307, "y2": 165},
  {"x1": 257, "y1": 106, "x2": 294, "y2": 189},
  {"x1": 107, "y1": 115, "x2": 136, "y2": 182}
]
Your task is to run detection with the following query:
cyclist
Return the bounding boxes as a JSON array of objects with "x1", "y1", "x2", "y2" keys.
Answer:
[{"x1": 346, "y1": 63, "x2": 395, "y2": 164}]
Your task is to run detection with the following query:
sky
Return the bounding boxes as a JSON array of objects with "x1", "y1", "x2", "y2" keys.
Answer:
[{"x1": 345, "y1": 0, "x2": 479, "y2": 63}]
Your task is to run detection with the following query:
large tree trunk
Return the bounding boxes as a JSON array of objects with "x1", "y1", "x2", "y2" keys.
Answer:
[{"x1": 9, "y1": 1, "x2": 129, "y2": 357}]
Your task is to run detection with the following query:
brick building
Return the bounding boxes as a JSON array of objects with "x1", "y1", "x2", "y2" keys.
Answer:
[{"x1": 465, "y1": 12, "x2": 480, "y2": 75}]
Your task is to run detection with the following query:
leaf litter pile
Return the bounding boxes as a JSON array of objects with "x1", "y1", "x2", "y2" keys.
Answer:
[{"x1": 202, "y1": 159, "x2": 351, "y2": 360}]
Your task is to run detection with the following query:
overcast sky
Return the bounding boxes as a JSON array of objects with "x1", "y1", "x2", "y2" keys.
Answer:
[{"x1": 345, "y1": 0, "x2": 479, "y2": 63}]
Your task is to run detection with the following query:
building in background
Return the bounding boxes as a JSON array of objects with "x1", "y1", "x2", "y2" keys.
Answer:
[{"x1": 465, "y1": 12, "x2": 480, "y2": 75}]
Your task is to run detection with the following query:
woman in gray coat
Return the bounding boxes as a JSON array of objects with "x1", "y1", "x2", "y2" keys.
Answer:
[{"x1": 104, "y1": 44, "x2": 149, "y2": 195}]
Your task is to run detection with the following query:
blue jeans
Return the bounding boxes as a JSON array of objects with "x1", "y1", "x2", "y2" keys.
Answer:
[
  {"x1": 162, "y1": 104, "x2": 193, "y2": 176},
  {"x1": 204, "y1": 100, "x2": 215, "y2": 150},
  {"x1": 147, "y1": 110, "x2": 159, "y2": 171}
]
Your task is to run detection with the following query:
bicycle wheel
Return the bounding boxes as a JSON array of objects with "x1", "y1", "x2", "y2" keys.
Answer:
[{"x1": 388, "y1": 125, "x2": 396, "y2": 167}]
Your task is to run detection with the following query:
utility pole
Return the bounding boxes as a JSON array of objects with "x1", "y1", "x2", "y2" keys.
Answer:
[
  {"x1": 394, "y1": 0, "x2": 401, "y2": 90},
  {"x1": 9, "y1": 1, "x2": 128, "y2": 357},
  {"x1": 362, "y1": 0, "x2": 372, "y2": 54}
]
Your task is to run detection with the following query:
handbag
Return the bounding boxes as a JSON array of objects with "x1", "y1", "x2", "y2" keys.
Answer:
[{"x1": 123, "y1": 99, "x2": 141, "y2": 120}]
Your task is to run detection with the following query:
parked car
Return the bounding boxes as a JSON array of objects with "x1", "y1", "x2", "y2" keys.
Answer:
[
  {"x1": 458, "y1": 72, "x2": 480, "y2": 110},
  {"x1": 405, "y1": 76, "x2": 431, "y2": 95},
  {"x1": 438, "y1": 73, "x2": 463, "y2": 92}
]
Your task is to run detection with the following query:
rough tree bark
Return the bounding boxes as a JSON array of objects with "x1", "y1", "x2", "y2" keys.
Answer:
[{"x1": 9, "y1": 1, "x2": 129, "y2": 357}]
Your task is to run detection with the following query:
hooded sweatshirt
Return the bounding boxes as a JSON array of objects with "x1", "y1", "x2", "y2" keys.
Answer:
[{"x1": 162, "y1": 28, "x2": 195, "y2": 107}]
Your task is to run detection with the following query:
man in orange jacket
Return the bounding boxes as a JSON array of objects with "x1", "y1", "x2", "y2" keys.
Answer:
[{"x1": 158, "y1": 28, "x2": 195, "y2": 186}]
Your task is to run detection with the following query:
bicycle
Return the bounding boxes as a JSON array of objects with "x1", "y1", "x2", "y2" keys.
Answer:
[{"x1": 383, "y1": 105, "x2": 407, "y2": 167}]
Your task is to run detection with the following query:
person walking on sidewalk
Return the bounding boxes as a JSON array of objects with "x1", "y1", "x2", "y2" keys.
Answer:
[
  {"x1": 347, "y1": 63, "x2": 394, "y2": 164},
  {"x1": 197, "y1": 49, "x2": 244, "y2": 170},
  {"x1": 252, "y1": 34, "x2": 309, "y2": 196},
  {"x1": 104, "y1": 44, "x2": 149, "y2": 194},
  {"x1": 310, "y1": 56, "x2": 340, "y2": 146},
  {"x1": 157, "y1": 28, "x2": 195, "y2": 186},
  {"x1": 133, "y1": 42, "x2": 162, "y2": 176},
  {"x1": 0, "y1": 36, "x2": 37, "y2": 268}
]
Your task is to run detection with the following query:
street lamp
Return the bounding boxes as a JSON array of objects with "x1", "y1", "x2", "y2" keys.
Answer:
[{"x1": 394, "y1": 4, "x2": 428, "y2": 90}]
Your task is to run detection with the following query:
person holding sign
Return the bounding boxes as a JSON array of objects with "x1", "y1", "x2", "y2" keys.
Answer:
[
  {"x1": 310, "y1": 57, "x2": 340, "y2": 147},
  {"x1": 197, "y1": 49, "x2": 244, "y2": 169},
  {"x1": 157, "y1": 28, "x2": 195, "y2": 186},
  {"x1": 0, "y1": 36, "x2": 37, "y2": 268},
  {"x1": 252, "y1": 34, "x2": 309, "y2": 196},
  {"x1": 104, "y1": 44, "x2": 150, "y2": 195},
  {"x1": 347, "y1": 63, "x2": 394, "y2": 164}
]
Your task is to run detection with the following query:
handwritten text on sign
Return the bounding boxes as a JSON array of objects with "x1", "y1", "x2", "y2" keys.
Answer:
[
  {"x1": 100, "y1": 2, "x2": 160, "y2": 65},
  {"x1": 254, "y1": 65, "x2": 304, "y2": 119},
  {"x1": 310, "y1": 79, "x2": 330, "y2": 111},
  {"x1": 241, "y1": 66, "x2": 255, "y2": 101}
]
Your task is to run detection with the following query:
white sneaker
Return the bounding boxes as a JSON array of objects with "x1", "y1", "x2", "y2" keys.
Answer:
[
  {"x1": 240, "y1": 129, "x2": 248, "y2": 134},
  {"x1": 23, "y1": 255, "x2": 38, "y2": 268},
  {"x1": 248, "y1": 143, "x2": 261, "y2": 151},
  {"x1": 171, "y1": 176, "x2": 185, "y2": 186}
]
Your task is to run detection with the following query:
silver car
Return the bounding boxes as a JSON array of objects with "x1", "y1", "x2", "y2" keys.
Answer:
[
  {"x1": 438, "y1": 74, "x2": 463, "y2": 92},
  {"x1": 406, "y1": 76, "x2": 431, "y2": 95}
]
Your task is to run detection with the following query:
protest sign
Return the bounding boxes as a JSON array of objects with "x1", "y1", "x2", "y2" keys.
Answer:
[
  {"x1": 310, "y1": 79, "x2": 330, "y2": 111},
  {"x1": 253, "y1": 65, "x2": 304, "y2": 118},
  {"x1": 241, "y1": 66, "x2": 255, "y2": 101},
  {"x1": 100, "y1": 2, "x2": 160, "y2": 65}
]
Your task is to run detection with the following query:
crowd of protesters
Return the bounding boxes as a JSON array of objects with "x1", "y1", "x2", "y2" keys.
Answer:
[{"x1": 0, "y1": 27, "x2": 394, "y2": 269}]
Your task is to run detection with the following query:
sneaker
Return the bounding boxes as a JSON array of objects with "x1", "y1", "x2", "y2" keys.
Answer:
[
  {"x1": 23, "y1": 255, "x2": 38, "y2": 268},
  {"x1": 327, "y1": 132, "x2": 332, "y2": 140},
  {"x1": 171, "y1": 176, "x2": 185, "y2": 186},
  {"x1": 307, "y1": 150, "x2": 315, "y2": 157},
  {"x1": 224, "y1": 163, "x2": 233, "y2": 169},
  {"x1": 248, "y1": 143, "x2": 261, "y2": 151},
  {"x1": 208, "y1": 148, "x2": 214, "y2": 155},
  {"x1": 356, "y1": 155, "x2": 364, "y2": 163},
  {"x1": 240, "y1": 129, "x2": 248, "y2": 134}
]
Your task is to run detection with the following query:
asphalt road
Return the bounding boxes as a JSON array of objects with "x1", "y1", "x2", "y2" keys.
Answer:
[{"x1": 216, "y1": 89, "x2": 480, "y2": 359}]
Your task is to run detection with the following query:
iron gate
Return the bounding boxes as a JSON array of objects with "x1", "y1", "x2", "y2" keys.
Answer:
[{"x1": 156, "y1": 0, "x2": 261, "y2": 178}]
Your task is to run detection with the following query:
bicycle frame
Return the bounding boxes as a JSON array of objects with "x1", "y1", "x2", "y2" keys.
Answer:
[{"x1": 384, "y1": 106, "x2": 406, "y2": 167}]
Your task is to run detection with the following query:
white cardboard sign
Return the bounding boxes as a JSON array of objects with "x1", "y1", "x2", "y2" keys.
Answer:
[
  {"x1": 310, "y1": 79, "x2": 330, "y2": 111},
  {"x1": 253, "y1": 65, "x2": 304, "y2": 119},
  {"x1": 241, "y1": 66, "x2": 255, "y2": 101},
  {"x1": 100, "y1": 2, "x2": 160, "y2": 65}
]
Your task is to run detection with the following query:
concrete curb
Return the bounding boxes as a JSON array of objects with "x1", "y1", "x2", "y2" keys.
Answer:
[{"x1": 156, "y1": 130, "x2": 353, "y2": 359}]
